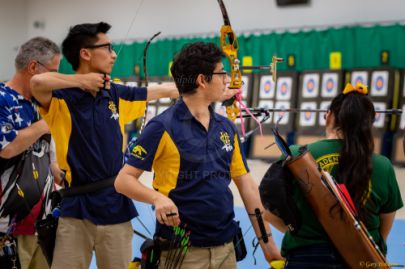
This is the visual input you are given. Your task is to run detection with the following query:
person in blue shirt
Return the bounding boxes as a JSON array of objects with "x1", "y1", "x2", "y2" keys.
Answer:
[
  {"x1": 30, "y1": 22, "x2": 179, "y2": 269},
  {"x1": 115, "y1": 42, "x2": 282, "y2": 269},
  {"x1": 0, "y1": 37, "x2": 62, "y2": 269}
]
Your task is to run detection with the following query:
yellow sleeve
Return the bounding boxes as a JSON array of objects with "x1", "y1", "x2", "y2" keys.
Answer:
[
  {"x1": 39, "y1": 97, "x2": 73, "y2": 186},
  {"x1": 118, "y1": 98, "x2": 147, "y2": 135},
  {"x1": 230, "y1": 133, "x2": 249, "y2": 178}
]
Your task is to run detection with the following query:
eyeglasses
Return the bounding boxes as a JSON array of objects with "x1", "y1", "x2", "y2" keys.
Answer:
[
  {"x1": 212, "y1": 71, "x2": 229, "y2": 77},
  {"x1": 36, "y1": 61, "x2": 57, "y2": 72},
  {"x1": 85, "y1": 43, "x2": 115, "y2": 53}
]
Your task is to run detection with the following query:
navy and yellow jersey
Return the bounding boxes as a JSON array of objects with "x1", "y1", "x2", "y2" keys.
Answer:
[
  {"x1": 39, "y1": 83, "x2": 147, "y2": 225},
  {"x1": 127, "y1": 98, "x2": 249, "y2": 247}
]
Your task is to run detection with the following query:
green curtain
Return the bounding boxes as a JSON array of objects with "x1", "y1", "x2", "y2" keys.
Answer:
[{"x1": 59, "y1": 24, "x2": 405, "y2": 77}]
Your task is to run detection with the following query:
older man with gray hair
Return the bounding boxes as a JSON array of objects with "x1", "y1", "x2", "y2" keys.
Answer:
[{"x1": 0, "y1": 37, "x2": 62, "y2": 269}]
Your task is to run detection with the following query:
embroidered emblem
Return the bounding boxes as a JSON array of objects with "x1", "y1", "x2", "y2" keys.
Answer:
[
  {"x1": 220, "y1": 131, "x2": 233, "y2": 152},
  {"x1": 108, "y1": 101, "x2": 119, "y2": 120},
  {"x1": 132, "y1": 145, "x2": 147, "y2": 160},
  {"x1": 316, "y1": 153, "x2": 339, "y2": 173}
]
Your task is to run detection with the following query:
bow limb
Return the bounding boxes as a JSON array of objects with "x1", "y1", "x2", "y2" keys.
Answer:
[
  {"x1": 138, "y1": 31, "x2": 161, "y2": 135},
  {"x1": 217, "y1": 0, "x2": 242, "y2": 122},
  {"x1": 143, "y1": 31, "x2": 161, "y2": 88}
]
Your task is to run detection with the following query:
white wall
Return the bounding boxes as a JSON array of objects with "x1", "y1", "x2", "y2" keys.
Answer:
[
  {"x1": 1, "y1": 0, "x2": 404, "y2": 79},
  {"x1": 25, "y1": 0, "x2": 405, "y2": 42},
  {"x1": 0, "y1": 0, "x2": 27, "y2": 81}
]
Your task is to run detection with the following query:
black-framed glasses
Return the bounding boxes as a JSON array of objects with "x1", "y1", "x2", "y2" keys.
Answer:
[
  {"x1": 212, "y1": 71, "x2": 229, "y2": 77},
  {"x1": 36, "y1": 61, "x2": 57, "y2": 72},
  {"x1": 85, "y1": 43, "x2": 114, "y2": 53}
]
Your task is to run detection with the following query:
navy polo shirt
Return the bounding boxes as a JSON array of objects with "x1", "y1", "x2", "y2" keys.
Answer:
[
  {"x1": 127, "y1": 98, "x2": 249, "y2": 246},
  {"x1": 39, "y1": 83, "x2": 147, "y2": 225}
]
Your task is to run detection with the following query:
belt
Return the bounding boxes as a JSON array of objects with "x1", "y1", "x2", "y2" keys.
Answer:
[{"x1": 58, "y1": 176, "x2": 116, "y2": 198}]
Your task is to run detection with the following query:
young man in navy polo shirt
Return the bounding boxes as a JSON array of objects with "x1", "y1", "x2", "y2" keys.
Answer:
[
  {"x1": 115, "y1": 42, "x2": 283, "y2": 269},
  {"x1": 31, "y1": 22, "x2": 180, "y2": 269}
]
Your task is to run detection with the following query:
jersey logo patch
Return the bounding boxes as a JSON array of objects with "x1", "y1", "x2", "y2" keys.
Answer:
[
  {"x1": 132, "y1": 145, "x2": 147, "y2": 160},
  {"x1": 220, "y1": 131, "x2": 233, "y2": 152},
  {"x1": 108, "y1": 101, "x2": 119, "y2": 120}
]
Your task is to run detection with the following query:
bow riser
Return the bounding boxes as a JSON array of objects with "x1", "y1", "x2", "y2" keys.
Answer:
[{"x1": 219, "y1": 25, "x2": 242, "y2": 89}]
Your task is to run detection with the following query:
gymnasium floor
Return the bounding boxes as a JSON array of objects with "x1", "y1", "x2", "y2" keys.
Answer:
[{"x1": 90, "y1": 160, "x2": 405, "y2": 269}]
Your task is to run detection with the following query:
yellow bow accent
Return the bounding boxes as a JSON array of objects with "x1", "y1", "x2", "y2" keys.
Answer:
[{"x1": 343, "y1": 82, "x2": 368, "y2": 95}]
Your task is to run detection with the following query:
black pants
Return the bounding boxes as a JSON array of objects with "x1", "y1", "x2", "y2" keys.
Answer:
[{"x1": 285, "y1": 244, "x2": 346, "y2": 269}]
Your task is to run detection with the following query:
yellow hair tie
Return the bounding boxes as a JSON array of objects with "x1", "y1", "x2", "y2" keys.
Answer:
[{"x1": 342, "y1": 82, "x2": 368, "y2": 95}]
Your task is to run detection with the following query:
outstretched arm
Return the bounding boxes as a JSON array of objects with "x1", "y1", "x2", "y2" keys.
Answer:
[
  {"x1": 115, "y1": 164, "x2": 180, "y2": 227},
  {"x1": 145, "y1": 82, "x2": 238, "y2": 102},
  {"x1": 233, "y1": 173, "x2": 283, "y2": 261},
  {"x1": 146, "y1": 82, "x2": 179, "y2": 101},
  {"x1": 30, "y1": 72, "x2": 108, "y2": 109}
]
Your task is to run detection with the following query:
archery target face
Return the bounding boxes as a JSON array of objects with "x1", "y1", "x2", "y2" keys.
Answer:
[
  {"x1": 157, "y1": 106, "x2": 169, "y2": 115},
  {"x1": 302, "y1": 73, "x2": 320, "y2": 98},
  {"x1": 125, "y1": 81, "x2": 138, "y2": 87},
  {"x1": 145, "y1": 106, "x2": 156, "y2": 123},
  {"x1": 276, "y1": 77, "x2": 293, "y2": 100},
  {"x1": 319, "y1": 101, "x2": 331, "y2": 126},
  {"x1": 373, "y1": 102, "x2": 386, "y2": 128},
  {"x1": 274, "y1": 101, "x2": 290, "y2": 125},
  {"x1": 321, "y1": 73, "x2": 338, "y2": 98},
  {"x1": 241, "y1": 76, "x2": 249, "y2": 99},
  {"x1": 400, "y1": 104, "x2": 405, "y2": 129},
  {"x1": 258, "y1": 100, "x2": 274, "y2": 124},
  {"x1": 259, "y1": 75, "x2": 275, "y2": 99},
  {"x1": 299, "y1": 102, "x2": 317, "y2": 127},
  {"x1": 351, "y1": 71, "x2": 368, "y2": 86},
  {"x1": 371, "y1": 71, "x2": 389, "y2": 97}
]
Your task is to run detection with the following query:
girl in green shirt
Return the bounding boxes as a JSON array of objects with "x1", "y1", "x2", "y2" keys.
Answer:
[{"x1": 262, "y1": 83, "x2": 403, "y2": 268}]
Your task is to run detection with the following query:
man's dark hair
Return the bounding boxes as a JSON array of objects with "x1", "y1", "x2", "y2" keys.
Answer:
[
  {"x1": 61, "y1": 22, "x2": 111, "y2": 71},
  {"x1": 170, "y1": 42, "x2": 225, "y2": 95}
]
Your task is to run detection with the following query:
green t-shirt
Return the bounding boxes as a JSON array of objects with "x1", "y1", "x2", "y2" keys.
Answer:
[{"x1": 281, "y1": 139, "x2": 403, "y2": 256}]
